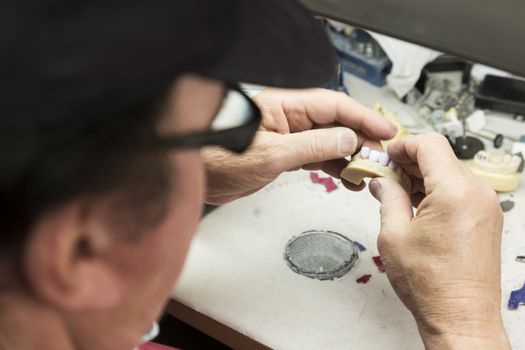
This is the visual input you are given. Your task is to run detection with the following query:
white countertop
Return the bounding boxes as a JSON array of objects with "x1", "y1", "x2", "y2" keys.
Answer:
[{"x1": 172, "y1": 75, "x2": 525, "y2": 349}]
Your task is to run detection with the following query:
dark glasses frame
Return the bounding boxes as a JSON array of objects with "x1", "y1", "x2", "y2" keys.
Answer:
[{"x1": 152, "y1": 84, "x2": 261, "y2": 154}]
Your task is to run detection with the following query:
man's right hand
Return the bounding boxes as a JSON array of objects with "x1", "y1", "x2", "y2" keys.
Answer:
[{"x1": 368, "y1": 133, "x2": 510, "y2": 349}]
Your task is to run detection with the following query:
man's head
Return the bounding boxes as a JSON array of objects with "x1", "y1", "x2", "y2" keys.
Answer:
[
  {"x1": 20, "y1": 75, "x2": 225, "y2": 349},
  {"x1": 0, "y1": 0, "x2": 336, "y2": 348}
]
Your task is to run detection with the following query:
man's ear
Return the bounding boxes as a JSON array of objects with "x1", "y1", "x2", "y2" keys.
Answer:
[{"x1": 23, "y1": 201, "x2": 125, "y2": 311}]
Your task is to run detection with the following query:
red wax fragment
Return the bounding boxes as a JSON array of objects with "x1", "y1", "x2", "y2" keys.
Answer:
[
  {"x1": 321, "y1": 177, "x2": 338, "y2": 192},
  {"x1": 309, "y1": 172, "x2": 338, "y2": 192},
  {"x1": 356, "y1": 274, "x2": 372, "y2": 284},
  {"x1": 373, "y1": 256, "x2": 385, "y2": 273}
]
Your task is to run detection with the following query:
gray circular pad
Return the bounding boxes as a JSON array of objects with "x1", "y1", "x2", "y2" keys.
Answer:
[{"x1": 284, "y1": 230, "x2": 359, "y2": 280}]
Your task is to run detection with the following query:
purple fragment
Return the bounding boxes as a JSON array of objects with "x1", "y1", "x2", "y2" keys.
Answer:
[
  {"x1": 508, "y1": 281, "x2": 525, "y2": 310},
  {"x1": 354, "y1": 241, "x2": 367, "y2": 252}
]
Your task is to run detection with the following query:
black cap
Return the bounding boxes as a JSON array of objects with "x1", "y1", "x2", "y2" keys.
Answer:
[{"x1": 0, "y1": 0, "x2": 336, "y2": 127}]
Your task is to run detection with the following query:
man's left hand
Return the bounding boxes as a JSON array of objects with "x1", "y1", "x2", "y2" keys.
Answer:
[{"x1": 203, "y1": 88, "x2": 397, "y2": 204}]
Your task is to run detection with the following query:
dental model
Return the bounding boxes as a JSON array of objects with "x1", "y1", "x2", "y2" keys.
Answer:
[
  {"x1": 340, "y1": 103, "x2": 412, "y2": 193},
  {"x1": 466, "y1": 150, "x2": 522, "y2": 192}
]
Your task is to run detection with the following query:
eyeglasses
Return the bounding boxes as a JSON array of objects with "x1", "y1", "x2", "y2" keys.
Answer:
[{"x1": 152, "y1": 84, "x2": 261, "y2": 153}]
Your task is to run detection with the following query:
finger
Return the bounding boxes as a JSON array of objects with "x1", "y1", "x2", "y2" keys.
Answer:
[
  {"x1": 332, "y1": 95, "x2": 398, "y2": 140},
  {"x1": 402, "y1": 163, "x2": 424, "y2": 179},
  {"x1": 320, "y1": 158, "x2": 348, "y2": 179},
  {"x1": 356, "y1": 133, "x2": 384, "y2": 152},
  {"x1": 302, "y1": 162, "x2": 323, "y2": 171},
  {"x1": 410, "y1": 177, "x2": 425, "y2": 195},
  {"x1": 369, "y1": 178, "x2": 413, "y2": 234},
  {"x1": 302, "y1": 159, "x2": 349, "y2": 178},
  {"x1": 410, "y1": 192, "x2": 426, "y2": 208},
  {"x1": 341, "y1": 178, "x2": 366, "y2": 191},
  {"x1": 273, "y1": 127, "x2": 358, "y2": 172},
  {"x1": 387, "y1": 133, "x2": 462, "y2": 182},
  {"x1": 290, "y1": 89, "x2": 397, "y2": 140},
  {"x1": 315, "y1": 130, "x2": 384, "y2": 154}
]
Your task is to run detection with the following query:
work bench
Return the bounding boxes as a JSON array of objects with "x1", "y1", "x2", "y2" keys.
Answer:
[{"x1": 167, "y1": 75, "x2": 525, "y2": 350}]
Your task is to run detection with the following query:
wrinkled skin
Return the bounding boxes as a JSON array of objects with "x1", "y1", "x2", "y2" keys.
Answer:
[
  {"x1": 204, "y1": 88, "x2": 396, "y2": 204},
  {"x1": 369, "y1": 133, "x2": 509, "y2": 350}
]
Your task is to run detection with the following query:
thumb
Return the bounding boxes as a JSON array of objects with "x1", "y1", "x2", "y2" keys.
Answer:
[
  {"x1": 369, "y1": 178, "x2": 413, "y2": 234},
  {"x1": 275, "y1": 127, "x2": 358, "y2": 171}
]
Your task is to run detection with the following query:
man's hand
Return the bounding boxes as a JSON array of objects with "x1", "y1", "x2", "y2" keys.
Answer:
[
  {"x1": 369, "y1": 133, "x2": 510, "y2": 350},
  {"x1": 203, "y1": 88, "x2": 396, "y2": 204}
]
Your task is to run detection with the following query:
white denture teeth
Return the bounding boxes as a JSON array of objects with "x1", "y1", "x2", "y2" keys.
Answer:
[
  {"x1": 360, "y1": 146, "x2": 370, "y2": 158},
  {"x1": 361, "y1": 149, "x2": 393, "y2": 168},
  {"x1": 340, "y1": 103, "x2": 412, "y2": 193},
  {"x1": 378, "y1": 152, "x2": 390, "y2": 166},
  {"x1": 368, "y1": 150, "x2": 380, "y2": 163},
  {"x1": 388, "y1": 160, "x2": 397, "y2": 170}
]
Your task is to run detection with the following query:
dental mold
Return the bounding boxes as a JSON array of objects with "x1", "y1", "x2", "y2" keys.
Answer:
[
  {"x1": 340, "y1": 103, "x2": 412, "y2": 193},
  {"x1": 466, "y1": 150, "x2": 521, "y2": 192},
  {"x1": 341, "y1": 148, "x2": 411, "y2": 192}
]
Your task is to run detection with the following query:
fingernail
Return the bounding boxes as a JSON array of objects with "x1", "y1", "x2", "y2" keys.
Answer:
[
  {"x1": 391, "y1": 125, "x2": 398, "y2": 135},
  {"x1": 338, "y1": 131, "x2": 357, "y2": 155},
  {"x1": 369, "y1": 179, "x2": 382, "y2": 201}
]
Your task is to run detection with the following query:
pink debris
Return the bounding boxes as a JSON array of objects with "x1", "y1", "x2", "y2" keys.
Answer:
[
  {"x1": 309, "y1": 172, "x2": 338, "y2": 193},
  {"x1": 356, "y1": 274, "x2": 372, "y2": 284},
  {"x1": 323, "y1": 179, "x2": 338, "y2": 192},
  {"x1": 373, "y1": 256, "x2": 385, "y2": 273}
]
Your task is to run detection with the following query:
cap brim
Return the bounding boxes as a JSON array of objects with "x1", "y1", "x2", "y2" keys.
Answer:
[{"x1": 203, "y1": 0, "x2": 337, "y2": 89}]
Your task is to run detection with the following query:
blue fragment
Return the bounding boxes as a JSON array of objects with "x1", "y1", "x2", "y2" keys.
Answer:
[
  {"x1": 508, "y1": 281, "x2": 525, "y2": 310},
  {"x1": 354, "y1": 241, "x2": 367, "y2": 252}
]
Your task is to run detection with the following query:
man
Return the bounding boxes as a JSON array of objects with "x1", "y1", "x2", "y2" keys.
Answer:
[{"x1": 0, "y1": 0, "x2": 509, "y2": 349}]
